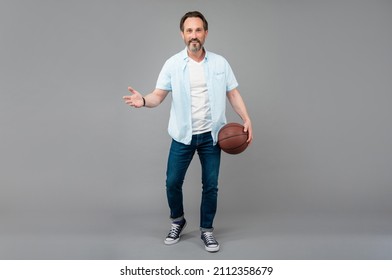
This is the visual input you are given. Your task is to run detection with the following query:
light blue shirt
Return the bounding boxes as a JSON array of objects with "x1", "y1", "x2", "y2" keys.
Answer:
[{"x1": 156, "y1": 48, "x2": 239, "y2": 145}]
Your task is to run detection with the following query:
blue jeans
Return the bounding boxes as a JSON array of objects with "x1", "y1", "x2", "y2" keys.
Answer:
[{"x1": 166, "y1": 132, "x2": 221, "y2": 231}]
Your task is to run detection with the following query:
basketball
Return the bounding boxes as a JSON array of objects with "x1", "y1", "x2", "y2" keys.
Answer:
[{"x1": 218, "y1": 123, "x2": 249, "y2": 154}]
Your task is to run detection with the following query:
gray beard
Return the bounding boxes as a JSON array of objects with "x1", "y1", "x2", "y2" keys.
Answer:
[{"x1": 189, "y1": 42, "x2": 202, "y2": 53}]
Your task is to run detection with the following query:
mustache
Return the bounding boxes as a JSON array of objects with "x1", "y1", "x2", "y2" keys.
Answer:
[{"x1": 188, "y1": 39, "x2": 201, "y2": 45}]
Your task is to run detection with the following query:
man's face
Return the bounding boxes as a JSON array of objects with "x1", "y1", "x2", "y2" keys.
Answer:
[{"x1": 181, "y1": 17, "x2": 208, "y2": 53}]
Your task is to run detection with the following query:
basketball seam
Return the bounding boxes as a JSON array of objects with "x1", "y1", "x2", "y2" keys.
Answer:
[
  {"x1": 219, "y1": 134, "x2": 248, "y2": 141},
  {"x1": 224, "y1": 141, "x2": 248, "y2": 151}
]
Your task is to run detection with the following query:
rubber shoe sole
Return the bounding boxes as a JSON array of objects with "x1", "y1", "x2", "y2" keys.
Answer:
[{"x1": 204, "y1": 243, "x2": 220, "y2": 252}]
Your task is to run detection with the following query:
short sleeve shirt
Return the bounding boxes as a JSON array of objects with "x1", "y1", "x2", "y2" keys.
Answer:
[{"x1": 156, "y1": 48, "x2": 238, "y2": 145}]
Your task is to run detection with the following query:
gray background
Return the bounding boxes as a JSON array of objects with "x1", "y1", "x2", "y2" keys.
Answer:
[{"x1": 1, "y1": 0, "x2": 391, "y2": 259}]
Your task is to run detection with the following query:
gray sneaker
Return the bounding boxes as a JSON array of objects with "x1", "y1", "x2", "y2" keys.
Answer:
[
  {"x1": 201, "y1": 231, "x2": 220, "y2": 252},
  {"x1": 164, "y1": 219, "x2": 187, "y2": 245}
]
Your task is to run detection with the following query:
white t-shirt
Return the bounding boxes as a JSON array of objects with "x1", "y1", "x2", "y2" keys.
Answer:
[{"x1": 188, "y1": 58, "x2": 212, "y2": 134}]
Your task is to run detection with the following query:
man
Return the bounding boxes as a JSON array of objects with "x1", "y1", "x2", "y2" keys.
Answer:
[{"x1": 123, "y1": 11, "x2": 253, "y2": 252}]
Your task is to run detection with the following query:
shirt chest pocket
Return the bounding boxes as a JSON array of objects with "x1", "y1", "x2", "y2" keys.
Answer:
[
  {"x1": 214, "y1": 71, "x2": 225, "y2": 81},
  {"x1": 212, "y1": 71, "x2": 228, "y2": 92}
]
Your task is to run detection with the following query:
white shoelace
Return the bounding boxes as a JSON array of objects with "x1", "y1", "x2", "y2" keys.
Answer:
[
  {"x1": 167, "y1": 224, "x2": 181, "y2": 238},
  {"x1": 202, "y1": 232, "x2": 217, "y2": 245}
]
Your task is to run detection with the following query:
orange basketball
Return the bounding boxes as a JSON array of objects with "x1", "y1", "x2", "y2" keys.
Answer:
[{"x1": 218, "y1": 123, "x2": 249, "y2": 154}]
